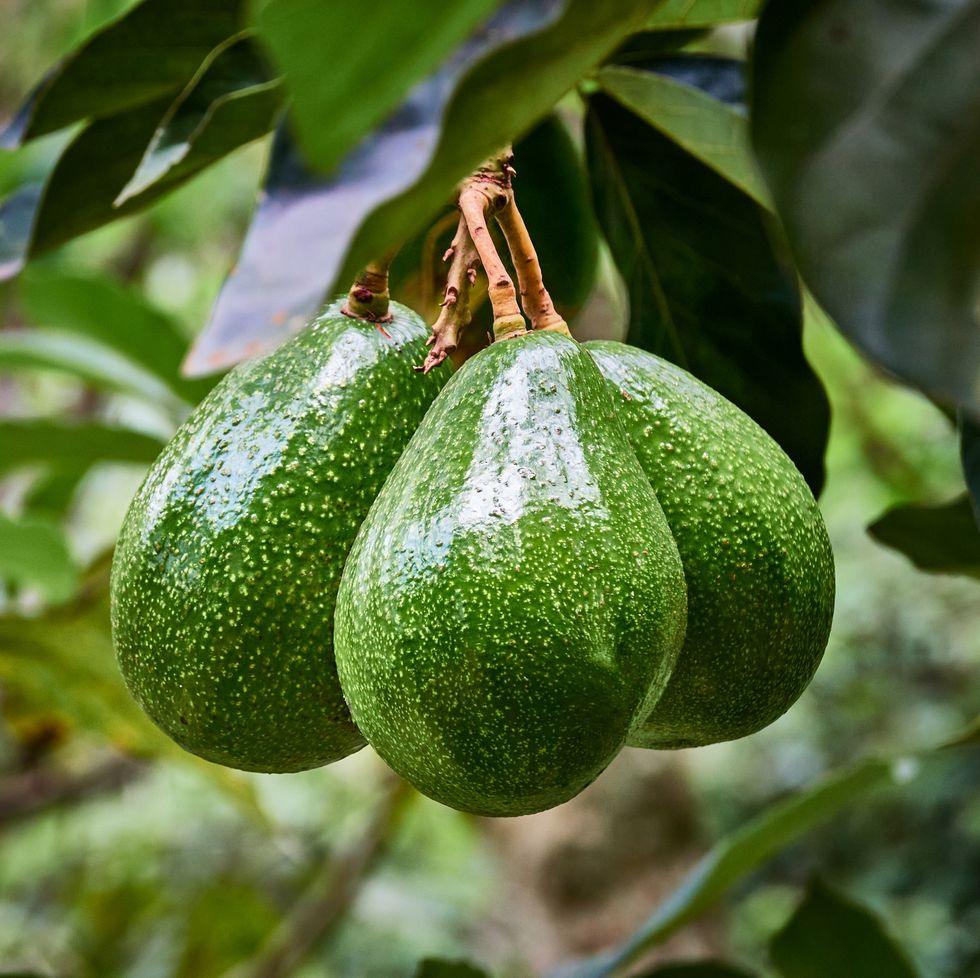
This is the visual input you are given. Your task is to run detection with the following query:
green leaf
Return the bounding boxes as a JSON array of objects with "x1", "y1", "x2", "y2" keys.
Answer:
[
  {"x1": 596, "y1": 65, "x2": 770, "y2": 207},
  {"x1": 633, "y1": 965, "x2": 758, "y2": 978},
  {"x1": 0, "y1": 513, "x2": 79, "y2": 602},
  {"x1": 770, "y1": 878, "x2": 919, "y2": 978},
  {"x1": 255, "y1": 0, "x2": 500, "y2": 176},
  {"x1": 751, "y1": 0, "x2": 980, "y2": 416},
  {"x1": 0, "y1": 0, "x2": 246, "y2": 145},
  {"x1": 867, "y1": 496, "x2": 980, "y2": 579},
  {"x1": 22, "y1": 466, "x2": 90, "y2": 519},
  {"x1": 585, "y1": 88, "x2": 829, "y2": 494},
  {"x1": 0, "y1": 184, "x2": 42, "y2": 280},
  {"x1": 186, "y1": 0, "x2": 652, "y2": 375},
  {"x1": 647, "y1": 0, "x2": 761, "y2": 28},
  {"x1": 413, "y1": 960, "x2": 491, "y2": 978},
  {"x1": 20, "y1": 264, "x2": 213, "y2": 403},
  {"x1": 117, "y1": 34, "x2": 283, "y2": 204},
  {"x1": 0, "y1": 419, "x2": 165, "y2": 476},
  {"x1": 0, "y1": 331, "x2": 188, "y2": 413},
  {"x1": 961, "y1": 415, "x2": 980, "y2": 521}
]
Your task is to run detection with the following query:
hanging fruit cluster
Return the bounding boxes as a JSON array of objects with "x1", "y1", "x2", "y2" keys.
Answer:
[{"x1": 110, "y1": 151, "x2": 834, "y2": 817}]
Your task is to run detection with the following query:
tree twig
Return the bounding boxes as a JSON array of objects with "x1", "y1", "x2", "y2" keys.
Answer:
[
  {"x1": 224, "y1": 772, "x2": 412, "y2": 978},
  {"x1": 420, "y1": 215, "x2": 480, "y2": 373}
]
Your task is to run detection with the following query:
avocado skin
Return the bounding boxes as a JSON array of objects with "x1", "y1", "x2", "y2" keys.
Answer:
[
  {"x1": 585, "y1": 341, "x2": 834, "y2": 748},
  {"x1": 335, "y1": 332, "x2": 687, "y2": 816},
  {"x1": 111, "y1": 301, "x2": 448, "y2": 773}
]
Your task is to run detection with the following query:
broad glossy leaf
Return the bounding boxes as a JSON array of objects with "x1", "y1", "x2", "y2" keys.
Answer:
[
  {"x1": 186, "y1": 0, "x2": 653, "y2": 375},
  {"x1": 596, "y1": 63, "x2": 770, "y2": 206},
  {"x1": 0, "y1": 0, "x2": 246, "y2": 146},
  {"x1": 647, "y1": 0, "x2": 761, "y2": 27},
  {"x1": 255, "y1": 0, "x2": 500, "y2": 176},
  {"x1": 867, "y1": 496, "x2": 980, "y2": 579},
  {"x1": 0, "y1": 513, "x2": 79, "y2": 602},
  {"x1": 0, "y1": 419, "x2": 165, "y2": 476},
  {"x1": 586, "y1": 91, "x2": 829, "y2": 494},
  {"x1": 0, "y1": 331, "x2": 187, "y2": 413},
  {"x1": 634, "y1": 965, "x2": 758, "y2": 978},
  {"x1": 118, "y1": 35, "x2": 282, "y2": 204},
  {"x1": 770, "y1": 879, "x2": 919, "y2": 978},
  {"x1": 751, "y1": 0, "x2": 980, "y2": 416},
  {"x1": 413, "y1": 961, "x2": 491, "y2": 978},
  {"x1": 20, "y1": 265, "x2": 212, "y2": 402}
]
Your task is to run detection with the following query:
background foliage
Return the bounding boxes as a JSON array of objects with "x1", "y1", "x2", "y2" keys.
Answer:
[{"x1": 0, "y1": 1, "x2": 977, "y2": 976}]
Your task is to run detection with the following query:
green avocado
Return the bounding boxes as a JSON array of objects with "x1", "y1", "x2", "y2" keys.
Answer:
[
  {"x1": 110, "y1": 301, "x2": 448, "y2": 772},
  {"x1": 585, "y1": 341, "x2": 834, "y2": 748},
  {"x1": 334, "y1": 332, "x2": 687, "y2": 816}
]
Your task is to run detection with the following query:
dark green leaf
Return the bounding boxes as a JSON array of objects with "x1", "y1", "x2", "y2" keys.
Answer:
[
  {"x1": 255, "y1": 0, "x2": 500, "y2": 176},
  {"x1": 117, "y1": 35, "x2": 282, "y2": 204},
  {"x1": 0, "y1": 184, "x2": 42, "y2": 279},
  {"x1": 647, "y1": 0, "x2": 761, "y2": 27},
  {"x1": 413, "y1": 960, "x2": 491, "y2": 978},
  {"x1": 0, "y1": 0, "x2": 246, "y2": 146},
  {"x1": 586, "y1": 89, "x2": 829, "y2": 494},
  {"x1": 960, "y1": 415, "x2": 980, "y2": 522},
  {"x1": 22, "y1": 467, "x2": 89, "y2": 519},
  {"x1": 185, "y1": 0, "x2": 668, "y2": 375},
  {"x1": 608, "y1": 31, "x2": 713, "y2": 65},
  {"x1": 633, "y1": 964, "x2": 758, "y2": 978},
  {"x1": 868, "y1": 496, "x2": 980, "y2": 579},
  {"x1": 0, "y1": 419, "x2": 165, "y2": 476},
  {"x1": 512, "y1": 114, "x2": 599, "y2": 317},
  {"x1": 770, "y1": 878, "x2": 919, "y2": 978},
  {"x1": 0, "y1": 331, "x2": 187, "y2": 413},
  {"x1": 0, "y1": 513, "x2": 79, "y2": 602},
  {"x1": 20, "y1": 264, "x2": 213, "y2": 403},
  {"x1": 751, "y1": 0, "x2": 980, "y2": 416},
  {"x1": 596, "y1": 63, "x2": 770, "y2": 206}
]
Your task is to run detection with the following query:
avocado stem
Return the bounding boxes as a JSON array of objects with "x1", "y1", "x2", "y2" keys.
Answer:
[
  {"x1": 494, "y1": 192, "x2": 571, "y2": 337},
  {"x1": 457, "y1": 153, "x2": 528, "y2": 342},
  {"x1": 420, "y1": 214, "x2": 480, "y2": 373},
  {"x1": 342, "y1": 253, "x2": 396, "y2": 323}
]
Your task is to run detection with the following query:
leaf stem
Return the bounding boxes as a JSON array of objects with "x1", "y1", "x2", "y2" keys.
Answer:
[{"x1": 342, "y1": 251, "x2": 397, "y2": 322}]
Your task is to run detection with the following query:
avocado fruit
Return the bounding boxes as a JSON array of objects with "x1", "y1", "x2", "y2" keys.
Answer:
[
  {"x1": 334, "y1": 331, "x2": 688, "y2": 816},
  {"x1": 585, "y1": 341, "x2": 834, "y2": 748},
  {"x1": 111, "y1": 301, "x2": 448, "y2": 772}
]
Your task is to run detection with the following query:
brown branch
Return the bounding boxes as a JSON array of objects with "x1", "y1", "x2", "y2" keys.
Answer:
[
  {"x1": 458, "y1": 154, "x2": 527, "y2": 341},
  {"x1": 420, "y1": 215, "x2": 480, "y2": 373},
  {"x1": 495, "y1": 194, "x2": 570, "y2": 336},
  {"x1": 342, "y1": 252, "x2": 397, "y2": 323},
  {"x1": 224, "y1": 772, "x2": 412, "y2": 978}
]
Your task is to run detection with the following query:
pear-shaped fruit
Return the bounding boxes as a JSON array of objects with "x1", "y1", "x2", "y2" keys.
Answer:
[
  {"x1": 111, "y1": 301, "x2": 448, "y2": 772},
  {"x1": 586, "y1": 341, "x2": 834, "y2": 748},
  {"x1": 335, "y1": 332, "x2": 687, "y2": 816}
]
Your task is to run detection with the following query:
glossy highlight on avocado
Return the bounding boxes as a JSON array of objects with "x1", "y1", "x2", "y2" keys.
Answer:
[
  {"x1": 335, "y1": 332, "x2": 688, "y2": 816},
  {"x1": 586, "y1": 341, "x2": 834, "y2": 748},
  {"x1": 111, "y1": 300, "x2": 449, "y2": 772}
]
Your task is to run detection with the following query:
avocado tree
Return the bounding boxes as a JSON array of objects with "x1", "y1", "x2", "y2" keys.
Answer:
[{"x1": 0, "y1": 1, "x2": 978, "y2": 976}]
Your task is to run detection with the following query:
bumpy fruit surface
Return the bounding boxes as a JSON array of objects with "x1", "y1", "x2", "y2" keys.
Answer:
[
  {"x1": 586, "y1": 341, "x2": 834, "y2": 748},
  {"x1": 335, "y1": 332, "x2": 687, "y2": 816},
  {"x1": 111, "y1": 301, "x2": 448, "y2": 772}
]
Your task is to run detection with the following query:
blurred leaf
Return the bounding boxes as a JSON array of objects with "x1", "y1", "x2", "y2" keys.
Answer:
[
  {"x1": 414, "y1": 960, "x2": 491, "y2": 978},
  {"x1": 647, "y1": 0, "x2": 761, "y2": 27},
  {"x1": 186, "y1": 0, "x2": 652, "y2": 375},
  {"x1": 117, "y1": 35, "x2": 283, "y2": 204},
  {"x1": 0, "y1": 184, "x2": 42, "y2": 280},
  {"x1": 22, "y1": 466, "x2": 89, "y2": 519},
  {"x1": 0, "y1": 419, "x2": 165, "y2": 476},
  {"x1": 0, "y1": 513, "x2": 79, "y2": 602},
  {"x1": 867, "y1": 496, "x2": 980, "y2": 579},
  {"x1": 585, "y1": 89, "x2": 829, "y2": 494},
  {"x1": 960, "y1": 415, "x2": 980, "y2": 522},
  {"x1": 20, "y1": 264, "x2": 213, "y2": 402},
  {"x1": 0, "y1": 331, "x2": 188, "y2": 413},
  {"x1": 634, "y1": 964, "x2": 758, "y2": 978},
  {"x1": 255, "y1": 0, "x2": 500, "y2": 176},
  {"x1": 513, "y1": 114, "x2": 599, "y2": 317},
  {"x1": 0, "y1": 0, "x2": 246, "y2": 146},
  {"x1": 608, "y1": 31, "x2": 712, "y2": 64},
  {"x1": 751, "y1": 0, "x2": 980, "y2": 416},
  {"x1": 770, "y1": 878, "x2": 919, "y2": 978},
  {"x1": 596, "y1": 62, "x2": 771, "y2": 206}
]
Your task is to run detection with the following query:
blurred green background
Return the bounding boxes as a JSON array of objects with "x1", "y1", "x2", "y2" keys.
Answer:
[{"x1": 0, "y1": 3, "x2": 977, "y2": 976}]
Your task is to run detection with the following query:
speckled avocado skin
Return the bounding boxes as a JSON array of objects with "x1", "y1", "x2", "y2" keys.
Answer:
[
  {"x1": 335, "y1": 332, "x2": 687, "y2": 816},
  {"x1": 585, "y1": 341, "x2": 834, "y2": 748},
  {"x1": 110, "y1": 301, "x2": 448, "y2": 773}
]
